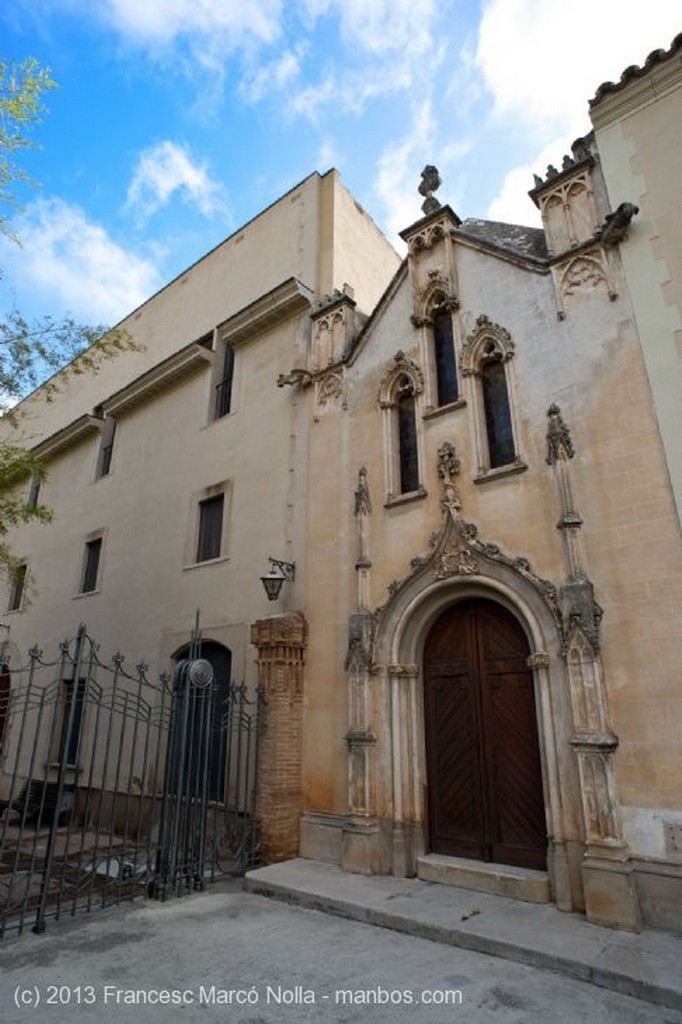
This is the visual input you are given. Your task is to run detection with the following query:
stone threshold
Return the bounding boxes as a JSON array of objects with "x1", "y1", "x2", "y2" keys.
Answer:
[
  {"x1": 417, "y1": 853, "x2": 551, "y2": 904},
  {"x1": 246, "y1": 858, "x2": 682, "y2": 1013}
]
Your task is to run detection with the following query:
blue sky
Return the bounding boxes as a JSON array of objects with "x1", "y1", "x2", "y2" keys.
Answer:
[{"x1": 1, "y1": 1, "x2": 680, "y2": 328}]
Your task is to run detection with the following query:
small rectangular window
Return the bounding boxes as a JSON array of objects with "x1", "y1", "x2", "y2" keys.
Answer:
[
  {"x1": 197, "y1": 495, "x2": 224, "y2": 562},
  {"x1": 214, "y1": 344, "x2": 235, "y2": 419},
  {"x1": 96, "y1": 419, "x2": 116, "y2": 479},
  {"x1": 81, "y1": 538, "x2": 102, "y2": 593},
  {"x1": 8, "y1": 563, "x2": 27, "y2": 612},
  {"x1": 0, "y1": 663, "x2": 10, "y2": 750},
  {"x1": 27, "y1": 475, "x2": 41, "y2": 508}
]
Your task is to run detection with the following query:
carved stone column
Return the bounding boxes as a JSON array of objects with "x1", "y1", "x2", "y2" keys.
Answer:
[
  {"x1": 342, "y1": 468, "x2": 381, "y2": 874},
  {"x1": 388, "y1": 662, "x2": 426, "y2": 877},
  {"x1": 251, "y1": 613, "x2": 307, "y2": 863},
  {"x1": 546, "y1": 406, "x2": 640, "y2": 930}
]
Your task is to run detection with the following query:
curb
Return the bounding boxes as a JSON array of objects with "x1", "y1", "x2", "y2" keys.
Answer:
[{"x1": 245, "y1": 874, "x2": 682, "y2": 1012}]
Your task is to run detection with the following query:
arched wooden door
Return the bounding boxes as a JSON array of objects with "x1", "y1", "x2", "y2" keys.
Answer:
[{"x1": 424, "y1": 598, "x2": 547, "y2": 869}]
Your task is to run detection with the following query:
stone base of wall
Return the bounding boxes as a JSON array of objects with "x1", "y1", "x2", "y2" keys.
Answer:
[
  {"x1": 634, "y1": 859, "x2": 682, "y2": 935},
  {"x1": 581, "y1": 858, "x2": 641, "y2": 931},
  {"x1": 298, "y1": 812, "x2": 682, "y2": 935},
  {"x1": 299, "y1": 811, "x2": 345, "y2": 864}
]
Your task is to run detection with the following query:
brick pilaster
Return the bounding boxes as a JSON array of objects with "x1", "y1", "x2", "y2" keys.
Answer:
[{"x1": 251, "y1": 613, "x2": 307, "y2": 863}]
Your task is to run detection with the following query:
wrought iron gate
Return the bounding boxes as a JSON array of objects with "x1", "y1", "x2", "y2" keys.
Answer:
[{"x1": 0, "y1": 623, "x2": 262, "y2": 938}]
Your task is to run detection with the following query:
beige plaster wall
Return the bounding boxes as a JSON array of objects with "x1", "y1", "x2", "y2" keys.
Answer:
[{"x1": 591, "y1": 57, "x2": 682, "y2": 528}]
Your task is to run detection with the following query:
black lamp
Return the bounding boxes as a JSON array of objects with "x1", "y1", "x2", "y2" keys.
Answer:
[{"x1": 260, "y1": 557, "x2": 296, "y2": 601}]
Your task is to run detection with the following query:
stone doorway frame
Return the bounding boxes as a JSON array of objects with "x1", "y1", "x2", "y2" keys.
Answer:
[{"x1": 374, "y1": 567, "x2": 579, "y2": 914}]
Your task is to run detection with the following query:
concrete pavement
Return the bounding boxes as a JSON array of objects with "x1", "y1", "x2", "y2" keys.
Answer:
[
  {"x1": 246, "y1": 858, "x2": 682, "y2": 1012},
  {"x1": 1, "y1": 877, "x2": 681, "y2": 1024}
]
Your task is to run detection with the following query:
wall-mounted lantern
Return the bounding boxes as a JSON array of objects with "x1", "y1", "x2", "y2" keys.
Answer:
[{"x1": 260, "y1": 557, "x2": 296, "y2": 601}]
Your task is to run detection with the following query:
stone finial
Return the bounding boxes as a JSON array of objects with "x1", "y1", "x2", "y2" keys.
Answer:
[
  {"x1": 418, "y1": 165, "x2": 442, "y2": 215},
  {"x1": 546, "y1": 404, "x2": 575, "y2": 464}
]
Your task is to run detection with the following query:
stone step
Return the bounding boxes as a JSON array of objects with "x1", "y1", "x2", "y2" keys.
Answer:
[{"x1": 417, "y1": 853, "x2": 551, "y2": 904}]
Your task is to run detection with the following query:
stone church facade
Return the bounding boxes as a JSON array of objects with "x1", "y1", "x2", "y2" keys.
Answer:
[{"x1": 2, "y1": 39, "x2": 681, "y2": 933}]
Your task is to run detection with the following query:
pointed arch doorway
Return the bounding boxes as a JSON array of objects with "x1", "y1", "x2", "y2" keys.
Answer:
[{"x1": 424, "y1": 598, "x2": 547, "y2": 870}]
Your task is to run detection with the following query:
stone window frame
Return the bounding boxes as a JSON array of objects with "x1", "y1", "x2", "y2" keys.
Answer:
[
  {"x1": 460, "y1": 316, "x2": 526, "y2": 483},
  {"x1": 184, "y1": 480, "x2": 232, "y2": 569},
  {"x1": 378, "y1": 353, "x2": 427, "y2": 506},
  {"x1": 7, "y1": 561, "x2": 27, "y2": 613},
  {"x1": 94, "y1": 415, "x2": 117, "y2": 481},
  {"x1": 75, "y1": 529, "x2": 107, "y2": 597},
  {"x1": 413, "y1": 277, "x2": 465, "y2": 418}
]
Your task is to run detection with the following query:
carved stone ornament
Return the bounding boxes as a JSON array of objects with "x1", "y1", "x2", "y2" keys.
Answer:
[
  {"x1": 460, "y1": 315, "x2": 514, "y2": 378},
  {"x1": 378, "y1": 352, "x2": 424, "y2": 408},
  {"x1": 345, "y1": 610, "x2": 375, "y2": 673},
  {"x1": 372, "y1": 446, "x2": 563, "y2": 635},
  {"x1": 561, "y1": 577, "x2": 603, "y2": 654},
  {"x1": 546, "y1": 404, "x2": 575, "y2": 464},
  {"x1": 418, "y1": 164, "x2": 442, "y2": 215},
  {"x1": 562, "y1": 255, "x2": 608, "y2": 295},
  {"x1": 277, "y1": 367, "x2": 313, "y2": 389},
  {"x1": 527, "y1": 652, "x2": 550, "y2": 670},
  {"x1": 354, "y1": 466, "x2": 372, "y2": 517},
  {"x1": 408, "y1": 220, "x2": 449, "y2": 255},
  {"x1": 599, "y1": 202, "x2": 639, "y2": 247},
  {"x1": 413, "y1": 272, "x2": 460, "y2": 323},
  {"x1": 437, "y1": 441, "x2": 462, "y2": 515},
  {"x1": 316, "y1": 371, "x2": 344, "y2": 407}
]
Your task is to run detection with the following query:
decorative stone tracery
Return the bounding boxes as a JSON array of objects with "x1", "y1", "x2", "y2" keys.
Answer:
[{"x1": 460, "y1": 315, "x2": 515, "y2": 378}]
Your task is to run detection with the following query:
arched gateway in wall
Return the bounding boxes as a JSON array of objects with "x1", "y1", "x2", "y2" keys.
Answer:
[{"x1": 343, "y1": 444, "x2": 641, "y2": 928}]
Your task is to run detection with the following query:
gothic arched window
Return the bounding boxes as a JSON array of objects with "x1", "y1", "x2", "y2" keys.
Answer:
[
  {"x1": 481, "y1": 353, "x2": 515, "y2": 468},
  {"x1": 432, "y1": 308, "x2": 458, "y2": 407},
  {"x1": 378, "y1": 353, "x2": 426, "y2": 503},
  {"x1": 460, "y1": 316, "x2": 525, "y2": 479},
  {"x1": 397, "y1": 378, "x2": 419, "y2": 493}
]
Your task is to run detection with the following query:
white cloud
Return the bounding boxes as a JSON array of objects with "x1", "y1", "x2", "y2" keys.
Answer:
[
  {"x1": 473, "y1": 1, "x2": 681, "y2": 227},
  {"x1": 334, "y1": 0, "x2": 437, "y2": 57},
  {"x1": 475, "y1": 0, "x2": 682, "y2": 139},
  {"x1": 486, "y1": 141, "x2": 565, "y2": 227},
  {"x1": 373, "y1": 100, "x2": 438, "y2": 241},
  {"x1": 97, "y1": 0, "x2": 283, "y2": 49},
  {"x1": 240, "y1": 49, "x2": 302, "y2": 103},
  {"x1": 3, "y1": 198, "x2": 161, "y2": 323},
  {"x1": 126, "y1": 141, "x2": 229, "y2": 220}
]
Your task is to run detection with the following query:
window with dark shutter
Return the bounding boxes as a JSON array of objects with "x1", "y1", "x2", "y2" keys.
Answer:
[
  {"x1": 96, "y1": 419, "x2": 116, "y2": 479},
  {"x1": 215, "y1": 345, "x2": 235, "y2": 419},
  {"x1": 0, "y1": 664, "x2": 9, "y2": 750},
  {"x1": 8, "y1": 563, "x2": 26, "y2": 611},
  {"x1": 27, "y1": 475, "x2": 41, "y2": 508},
  {"x1": 197, "y1": 494, "x2": 224, "y2": 562},
  {"x1": 81, "y1": 538, "x2": 102, "y2": 593}
]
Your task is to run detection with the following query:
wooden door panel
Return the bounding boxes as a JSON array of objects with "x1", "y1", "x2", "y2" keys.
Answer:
[
  {"x1": 425, "y1": 672, "x2": 484, "y2": 857},
  {"x1": 424, "y1": 599, "x2": 547, "y2": 870}
]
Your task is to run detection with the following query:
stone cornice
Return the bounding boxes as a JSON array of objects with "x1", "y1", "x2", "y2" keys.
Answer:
[
  {"x1": 217, "y1": 277, "x2": 314, "y2": 348},
  {"x1": 33, "y1": 414, "x2": 104, "y2": 461},
  {"x1": 102, "y1": 342, "x2": 213, "y2": 417}
]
